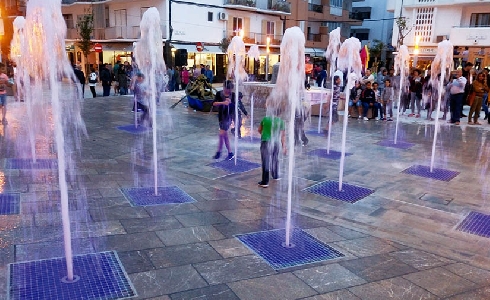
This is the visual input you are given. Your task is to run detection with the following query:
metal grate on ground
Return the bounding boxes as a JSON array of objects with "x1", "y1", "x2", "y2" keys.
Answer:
[
  {"x1": 375, "y1": 140, "x2": 415, "y2": 149},
  {"x1": 121, "y1": 186, "x2": 196, "y2": 206},
  {"x1": 304, "y1": 180, "x2": 375, "y2": 203},
  {"x1": 236, "y1": 228, "x2": 344, "y2": 270},
  {"x1": 402, "y1": 165, "x2": 459, "y2": 182},
  {"x1": 0, "y1": 193, "x2": 20, "y2": 215},
  {"x1": 209, "y1": 158, "x2": 261, "y2": 173},
  {"x1": 307, "y1": 149, "x2": 353, "y2": 160},
  {"x1": 116, "y1": 125, "x2": 150, "y2": 134},
  {"x1": 8, "y1": 251, "x2": 136, "y2": 300},
  {"x1": 456, "y1": 211, "x2": 490, "y2": 238},
  {"x1": 305, "y1": 129, "x2": 328, "y2": 137},
  {"x1": 5, "y1": 158, "x2": 58, "y2": 170}
]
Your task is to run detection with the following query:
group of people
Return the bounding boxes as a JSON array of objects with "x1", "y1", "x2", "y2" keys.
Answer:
[{"x1": 166, "y1": 64, "x2": 214, "y2": 92}]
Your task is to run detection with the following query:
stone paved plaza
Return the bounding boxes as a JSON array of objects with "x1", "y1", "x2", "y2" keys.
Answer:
[{"x1": 1, "y1": 88, "x2": 490, "y2": 300}]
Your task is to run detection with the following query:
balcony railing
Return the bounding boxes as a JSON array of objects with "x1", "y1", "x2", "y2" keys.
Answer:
[
  {"x1": 224, "y1": 0, "x2": 257, "y2": 7},
  {"x1": 65, "y1": 25, "x2": 167, "y2": 40},
  {"x1": 268, "y1": 0, "x2": 291, "y2": 13},
  {"x1": 228, "y1": 30, "x2": 282, "y2": 45},
  {"x1": 308, "y1": 3, "x2": 323, "y2": 13},
  {"x1": 307, "y1": 33, "x2": 322, "y2": 42}
]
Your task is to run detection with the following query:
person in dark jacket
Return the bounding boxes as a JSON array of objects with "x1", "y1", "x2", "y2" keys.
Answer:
[
  {"x1": 212, "y1": 80, "x2": 237, "y2": 160},
  {"x1": 73, "y1": 65, "x2": 85, "y2": 98},
  {"x1": 360, "y1": 81, "x2": 376, "y2": 120},
  {"x1": 100, "y1": 64, "x2": 112, "y2": 97}
]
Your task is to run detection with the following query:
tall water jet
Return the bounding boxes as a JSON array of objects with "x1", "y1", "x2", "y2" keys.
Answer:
[
  {"x1": 323, "y1": 27, "x2": 342, "y2": 152},
  {"x1": 394, "y1": 45, "x2": 410, "y2": 144},
  {"x1": 267, "y1": 26, "x2": 305, "y2": 247},
  {"x1": 134, "y1": 7, "x2": 167, "y2": 195},
  {"x1": 16, "y1": 0, "x2": 87, "y2": 281},
  {"x1": 336, "y1": 37, "x2": 362, "y2": 191},
  {"x1": 247, "y1": 45, "x2": 260, "y2": 139},
  {"x1": 429, "y1": 40, "x2": 453, "y2": 172},
  {"x1": 226, "y1": 36, "x2": 247, "y2": 165}
]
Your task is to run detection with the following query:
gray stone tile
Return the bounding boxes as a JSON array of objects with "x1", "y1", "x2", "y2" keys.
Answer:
[
  {"x1": 302, "y1": 290, "x2": 361, "y2": 300},
  {"x1": 293, "y1": 263, "x2": 367, "y2": 293},
  {"x1": 219, "y1": 207, "x2": 270, "y2": 222},
  {"x1": 192, "y1": 199, "x2": 248, "y2": 211},
  {"x1": 208, "y1": 238, "x2": 253, "y2": 258},
  {"x1": 446, "y1": 286, "x2": 490, "y2": 300},
  {"x1": 348, "y1": 277, "x2": 438, "y2": 300},
  {"x1": 129, "y1": 265, "x2": 208, "y2": 299},
  {"x1": 304, "y1": 227, "x2": 347, "y2": 243},
  {"x1": 145, "y1": 242, "x2": 222, "y2": 268},
  {"x1": 389, "y1": 248, "x2": 453, "y2": 270},
  {"x1": 92, "y1": 232, "x2": 164, "y2": 252},
  {"x1": 155, "y1": 225, "x2": 225, "y2": 246},
  {"x1": 15, "y1": 239, "x2": 95, "y2": 261},
  {"x1": 0, "y1": 247, "x2": 14, "y2": 265},
  {"x1": 120, "y1": 216, "x2": 182, "y2": 233},
  {"x1": 145, "y1": 203, "x2": 201, "y2": 217},
  {"x1": 169, "y1": 284, "x2": 240, "y2": 300},
  {"x1": 325, "y1": 226, "x2": 368, "y2": 239},
  {"x1": 118, "y1": 250, "x2": 155, "y2": 274},
  {"x1": 339, "y1": 254, "x2": 418, "y2": 282},
  {"x1": 89, "y1": 206, "x2": 150, "y2": 221},
  {"x1": 228, "y1": 273, "x2": 317, "y2": 300},
  {"x1": 174, "y1": 211, "x2": 230, "y2": 226},
  {"x1": 403, "y1": 267, "x2": 477, "y2": 298},
  {"x1": 194, "y1": 255, "x2": 276, "y2": 284},
  {"x1": 443, "y1": 263, "x2": 490, "y2": 286},
  {"x1": 213, "y1": 220, "x2": 272, "y2": 238},
  {"x1": 334, "y1": 237, "x2": 400, "y2": 257}
]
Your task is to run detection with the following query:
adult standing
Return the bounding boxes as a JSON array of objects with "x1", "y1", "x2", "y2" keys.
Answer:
[
  {"x1": 100, "y1": 63, "x2": 112, "y2": 97},
  {"x1": 73, "y1": 64, "x2": 86, "y2": 98},
  {"x1": 467, "y1": 72, "x2": 489, "y2": 125},
  {"x1": 462, "y1": 47, "x2": 469, "y2": 67},
  {"x1": 118, "y1": 63, "x2": 128, "y2": 95},
  {"x1": 173, "y1": 66, "x2": 181, "y2": 91},
  {"x1": 408, "y1": 69, "x2": 423, "y2": 118},
  {"x1": 205, "y1": 65, "x2": 214, "y2": 84},
  {"x1": 360, "y1": 69, "x2": 375, "y2": 88},
  {"x1": 449, "y1": 69, "x2": 467, "y2": 125},
  {"x1": 181, "y1": 67, "x2": 189, "y2": 90}
]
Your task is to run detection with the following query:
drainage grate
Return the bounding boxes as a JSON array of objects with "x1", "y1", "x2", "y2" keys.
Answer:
[
  {"x1": 121, "y1": 186, "x2": 196, "y2": 206},
  {"x1": 305, "y1": 130, "x2": 328, "y2": 137},
  {"x1": 456, "y1": 211, "x2": 490, "y2": 238},
  {"x1": 307, "y1": 149, "x2": 353, "y2": 160},
  {"x1": 236, "y1": 228, "x2": 344, "y2": 270},
  {"x1": 8, "y1": 251, "x2": 136, "y2": 300},
  {"x1": 209, "y1": 159, "x2": 261, "y2": 173},
  {"x1": 5, "y1": 159, "x2": 57, "y2": 170},
  {"x1": 375, "y1": 140, "x2": 415, "y2": 149},
  {"x1": 304, "y1": 180, "x2": 374, "y2": 203},
  {"x1": 116, "y1": 125, "x2": 150, "y2": 134},
  {"x1": 402, "y1": 165, "x2": 459, "y2": 182},
  {"x1": 0, "y1": 193, "x2": 20, "y2": 215}
]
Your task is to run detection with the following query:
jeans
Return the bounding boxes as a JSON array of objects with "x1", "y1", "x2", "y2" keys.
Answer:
[
  {"x1": 450, "y1": 93, "x2": 464, "y2": 123},
  {"x1": 362, "y1": 102, "x2": 373, "y2": 118},
  {"x1": 103, "y1": 85, "x2": 111, "y2": 97},
  {"x1": 410, "y1": 92, "x2": 421, "y2": 115},
  {"x1": 482, "y1": 93, "x2": 489, "y2": 117},
  {"x1": 260, "y1": 141, "x2": 279, "y2": 184}
]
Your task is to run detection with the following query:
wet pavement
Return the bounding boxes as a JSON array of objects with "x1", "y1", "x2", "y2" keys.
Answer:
[{"x1": 1, "y1": 85, "x2": 490, "y2": 300}]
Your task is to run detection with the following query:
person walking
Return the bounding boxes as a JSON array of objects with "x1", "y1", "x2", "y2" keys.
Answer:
[
  {"x1": 100, "y1": 64, "x2": 112, "y2": 97},
  {"x1": 212, "y1": 80, "x2": 236, "y2": 160},
  {"x1": 88, "y1": 68, "x2": 98, "y2": 98}
]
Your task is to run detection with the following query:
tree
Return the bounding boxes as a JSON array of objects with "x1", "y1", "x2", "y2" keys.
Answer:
[
  {"x1": 218, "y1": 37, "x2": 230, "y2": 54},
  {"x1": 76, "y1": 9, "x2": 94, "y2": 74},
  {"x1": 369, "y1": 39, "x2": 384, "y2": 71},
  {"x1": 395, "y1": 16, "x2": 413, "y2": 49}
]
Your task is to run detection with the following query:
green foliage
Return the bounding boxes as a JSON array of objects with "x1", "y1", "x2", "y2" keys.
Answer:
[
  {"x1": 76, "y1": 9, "x2": 94, "y2": 58},
  {"x1": 219, "y1": 37, "x2": 231, "y2": 54},
  {"x1": 395, "y1": 16, "x2": 412, "y2": 48},
  {"x1": 369, "y1": 39, "x2": 384, "y2": 59}
]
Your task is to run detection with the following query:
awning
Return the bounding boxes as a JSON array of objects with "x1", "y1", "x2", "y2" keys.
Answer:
[
  {"x1": 173, "y1": 44, "x2": 224, "y2": 54},
  {"x1": 305, "y1": 48, "x2": 325, "y2": 56},
  {"x1": 101, "y1": 42, "x2": 134, "y2": 52}
]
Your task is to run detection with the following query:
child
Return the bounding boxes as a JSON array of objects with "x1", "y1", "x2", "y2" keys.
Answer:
[
  {"x1": 258, "y1": 108, "x2": 286, "y2": 187},
  {"x1": 0, "y1": 63, "x2": 13, "y2": 125},
  {"x1": 382, "y1": 79, "x2": 394, "y2": 121},
  {"x1": 325, "y1": 75, "x2": 341, "y2": 131},
  {"x1": 348, "y1": 81, "x2": 362, "y2": 118},
  {"x1": 88, "y1": 68, "x2": 98, "y2": 98},
  {"x1": 360, "y1": 81, "x2": 376, "y2": 120},
  {"x1": 372, "y1": 82, "x2": 383, "y2": 120},
  {"x1": 212, "y1": 80, "x2": 237, "y2": 160},
  {"x1": 133, "y1": 73, "x2": 150, "y2": 127}
]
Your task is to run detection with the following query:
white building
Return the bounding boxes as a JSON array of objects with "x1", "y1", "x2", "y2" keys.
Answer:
[{"x1": 388, "y1": 0, "x2": 490, "y2": 69}]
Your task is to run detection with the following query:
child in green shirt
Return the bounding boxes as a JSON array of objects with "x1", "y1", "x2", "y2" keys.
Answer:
[{"x1": 257, "y1": 114, "x2": 286, "y2": 187}]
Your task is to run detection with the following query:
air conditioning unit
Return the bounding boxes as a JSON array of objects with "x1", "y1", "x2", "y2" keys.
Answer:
[{"x1": 218, "y1": 12, "x2": 228, "y2": 21}]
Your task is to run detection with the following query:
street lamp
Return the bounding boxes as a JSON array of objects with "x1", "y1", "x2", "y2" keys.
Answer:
[{"x1": 265, "y1": 36, "x2": 270, "y2": 82}]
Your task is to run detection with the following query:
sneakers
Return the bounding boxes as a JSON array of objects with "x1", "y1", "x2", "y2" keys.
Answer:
[
  {"x1": 415, "y1": 114, "x2": 420, "y2": 118},
  {"x1": 408, "y1": 114, "x2": 415, "y2": 117},
  {"x1": 358, "y1": 116, "x2": 362, "y2": 119},
  {"x1": 363, "y1": 117, "x2": 369, "y2": 121},
  {"x1": 258, "y1": 181, "x2": 269, "y2": 188},
  {"x1": 227, "y1": 152, "x2": 234, "y2": 160},
  {"x1": 213, "y1": 152, "x2": 221, "y2": 159},
  {"x1": 387, "y1": 118, "x2": 393, "y2": 121},
  {"x1": 273, "y1": 177, "x2": 281, "y2": 181}
]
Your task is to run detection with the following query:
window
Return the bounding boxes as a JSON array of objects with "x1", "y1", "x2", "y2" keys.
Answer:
[
  {"x1": 414, "y1": 7, "x2": 434, "y2": 43},
  {"x1": 330, "y1": 0, "x2": 342, "y2": 8},
  {"x1": 470, "y1": 13, "x2": 490, "y2": 27},
  {"x1": 63, "y1": 14, "x2": 74, "y2": 29},
  {"x1": 354, "y1": 32, "x2": 369, "y2": 41},
  {"x1": 114, "y1": 9, "x2": 127, "y2": 27},
  {"x1": 322, "y1": 22, "x2": 341, "y2": 33},
  {"x1": 330, "y1": 0, "x2": 343, "y2": 16},
  {"x1": 208, "y1": 12, "x2": 213, "y2": 22},
  {"x1": 266, "y1": 21, "x2": 275, "y2": 36},
  {"x1": 141, "y1": 7, "x2": 149, "y2": 19},
  {"x1": 105, "y1": 7, "x2": 109, "y2": 27},
  {"x1": 233, "y1": 17, "x2": 243, "y2": 34}
]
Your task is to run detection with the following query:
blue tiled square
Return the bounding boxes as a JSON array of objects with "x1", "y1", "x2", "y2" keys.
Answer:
[
  {"x1": 121, "y1": 186, "x2": 196, "y2": 206},
  {"x1": 305, "y1": 129, "x2": 328, "y2": 137},
  {"x1": 402, "y1": 165, "x2": 459, "y2": 182},
  {"x1": 304, "y1": 180, "x2": 375, "y2": 203},
  {"x1": 209, "y1": 159, "x2": 261, "y2": 173},
  {"x1": 307, "y1": 149, "x2": 353, "y2": 160},
  {"x1": 0, "y1": 193, "x2": 20, "y2": 215},
  {"x1": 240, "y1": 136, "x2": 262, "y2": 143},
  {"x1": 236, "y1": 228, "x2": 344, "y2": 270},
  {"x1": 116, "y1": 125, "x2": 150, "y2": 134},
  {"x1": 5, "y1": 159, "x2": 57, "y2": 170},
  {"x1": 8, "y1": 251, "x2": 136, "y2": 300},
  {"x1": 376, "y1": 140, "x2": 415, "y2": 149},
  {"x1": 456, "y1": 211, "x2": 490, "y2": 238}
]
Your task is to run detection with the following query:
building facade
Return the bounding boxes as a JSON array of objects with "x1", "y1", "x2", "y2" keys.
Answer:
[{"x1": 388, "y1": 0, "x2": 490, "y2": 70}]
